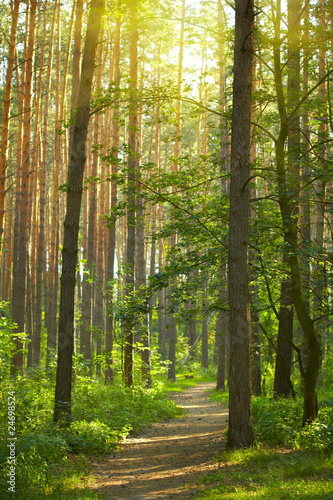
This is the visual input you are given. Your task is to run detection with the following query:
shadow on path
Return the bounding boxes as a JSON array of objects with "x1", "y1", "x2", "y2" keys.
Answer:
[{"x1": 89, "y1": 382, "x2": 228, "y2": 500}]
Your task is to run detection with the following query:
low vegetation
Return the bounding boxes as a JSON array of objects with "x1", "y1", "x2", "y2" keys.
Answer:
[
  {"x1": 0, "y1": 362, "x2": 183, "y2": 499},
  {"x1": 1, "y1": 358, "x2": 332, "y2": 499},
  {"x1": 195, "y1": 389, "x2": 333, "y2": 499}
]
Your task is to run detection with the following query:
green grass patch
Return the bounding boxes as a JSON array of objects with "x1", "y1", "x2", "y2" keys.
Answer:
[
  {"x1": 156, "y1": 366, "x2": 217, "y2": 393},
  {"x1": 194, "y1": 448, "x2": 333, "y2": 499}
]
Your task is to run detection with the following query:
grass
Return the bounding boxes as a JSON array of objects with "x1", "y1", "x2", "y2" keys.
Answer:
[
  {"x1": 195, "y1": 448, "x2": 333, "y2": 499},
  {"x1": 157, "y1": 366, "x2": 218, "y2": 393},
  {"x1": 194, "y1": 387, "x2": 333, "y2": 500}
]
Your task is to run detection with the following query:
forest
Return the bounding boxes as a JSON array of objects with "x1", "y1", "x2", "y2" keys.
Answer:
[{"x1": 0, "y1": 0, "x2": 333, "y2": 498}]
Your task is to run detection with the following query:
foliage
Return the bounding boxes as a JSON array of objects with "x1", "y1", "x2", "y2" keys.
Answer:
[
  {"x1": 212, "y1": 389, "x2": 333, "y2": 451},
  {"x1": 64, "y1": 420, "x2": 118, "y2": 455},
  {"x1": 0, "y1": 302, "x2": 27, "y2": 382},
  {"x1": 0, "y1": 364, "x2": 183, "y2": 498},
  {"x1": 71, "y1": 378, "x2": 183, "y2": 436},
  {"x1": 251, "y1": 396, "x2": 303, "y2": 446}
]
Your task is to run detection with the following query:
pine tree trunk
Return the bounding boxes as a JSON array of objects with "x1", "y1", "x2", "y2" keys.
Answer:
[
  {"x1": 274, "y1": 265, "x2": 294, "y2": 396},
  {"x1": 35, "y1": 1, "x2": 57, "y2": 366},
  {"x1": 167, "y1": 0, "x2": 186, "y2": 382},
  {"x1": 216, "y1": 310, "x2": 226, "y2": 391},
  {"x1": 123, "y1": 0, "x2": 138, "y2": 387},
  {"x1": 201, "y1": 291, "x2": 208, "y2": 369},
  {"x1": 104, "y1": 16, "x2": 121, "y2": 384},
  {"x1": 227, "y1": 0, "x2": 255, "y2": 449},
  {"x1": 54, "y1": 0, "x2": 105, "y2": 424},
  {"x1": 0, "y1": 0, "x2": 20, "y2": 261},
  {"x1": 11, "y1": 0, "x2": 37, "y2": 376}
]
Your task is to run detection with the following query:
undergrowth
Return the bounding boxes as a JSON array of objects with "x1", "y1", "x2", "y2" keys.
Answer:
[
  {"x1": 0, "y1": 367, "x2": 183, "y2": 499},
  {"x1": 195, "y1": 389, "x2": 333, "y2": 499}
]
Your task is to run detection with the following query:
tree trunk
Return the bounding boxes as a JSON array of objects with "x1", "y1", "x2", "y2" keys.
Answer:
[
  {"x1": 123, "y1": 0, "x2": 138, "y2": 387},
  {"x1": 227, "y1": 0, "x2": 254, "y2": 448},
  {"x1": 104, "y1": 22, "x2": 121, "y2": 382},
  {"x1": 11, "y1": 0, "x2": 37, "y2": 376},
  {"x1": 201, "y1": 290, "x2": 208, "y2": 369},
  {"x1": 167, "y1": 0, "x2": 186, "y2": 382},
  {"x1": 274, "y1": 266, "x2": 294, "y2": 396},
  {"x1": 273, "y1": 3, "x2": 321, "y2": 424},
  {"x1": 54, "y1": 0, "x2": 105, "y2": 424},
  {"x1": 0, "y1": 0, "x2": 20, "y2": 261},
  {"x1": 216, "y1": 310, "x2": 226, "y2": 391},
  {"x1": 70, "y1": 0, "x2": 84, "y2": 156},
  {"x1": 34, "y1": 1, "x2": 57, "y2": 366}
]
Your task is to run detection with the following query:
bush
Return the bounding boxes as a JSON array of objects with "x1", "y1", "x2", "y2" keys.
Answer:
[
  {"x1": 71, "y1": 380, "x2": 183, "y2": 435},
  {"x1": 252, "y1": 395, "x2": 333, "y2": 450},
  {"x1": 64, "y1": 420, "x2": 118, "y2": 454},
  {"x1": 0, "y1": 432, "x2": 69, "y2": 498},
  {"x1": 252, "y1": 396, "x2": 303, "y2": 446}
]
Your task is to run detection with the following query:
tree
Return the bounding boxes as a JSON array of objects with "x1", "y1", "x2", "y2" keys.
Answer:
[
  {"x1": 272, "y1": 0, "x2": 322, "y2": 425},
  {"x1": 123, "y1": 0, "x2": 138, "y2": 388},
  {"x1": 0, "y1": 0, "x2": 20, "y2": 262},
  {"x1": 227, "y1": 0, "x2": 255, "y2": 448},
  {"x1": 54, "y1": 0, "x2": 105, "y2": 424},
  {"x1": 11, "y1": 0, "x2": 37, "y2": 376}
]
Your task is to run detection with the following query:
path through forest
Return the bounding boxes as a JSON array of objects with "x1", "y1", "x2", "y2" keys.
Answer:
[{"x1": 89, "y1": 382, "x2": 228, "y2": 499}]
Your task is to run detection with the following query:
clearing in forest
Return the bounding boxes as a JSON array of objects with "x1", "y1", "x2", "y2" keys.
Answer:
[{"x1": 89, "y1": 382, "x2": 228, "y2": 499}]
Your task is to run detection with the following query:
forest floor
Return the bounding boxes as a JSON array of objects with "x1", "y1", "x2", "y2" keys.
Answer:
[{"x1": 89, "y1": 382, "x2": 228, "y2": 500}]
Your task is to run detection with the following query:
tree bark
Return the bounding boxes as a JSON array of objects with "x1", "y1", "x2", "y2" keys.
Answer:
[
  {"x1": 123, "y1": 0, "x2": 138, "y2": 387},
  {"x1": 273, "y1": 2, "x2": 322, "y2": 424},
  {"x1": 0, "y1": 0, "x2": 20, "y2": 262},
  {"x1": 104, "y1": 19, "x2": 121, "y2": 384},
  {"x1": 274, "y1": 263, "x2": 294, "y2": 397},
  {"x1": 11, "y1": 0, "x2": 37, "y2": 376},
  {"x1": 201, "y1": 290, "x2": 208, "y2": 369},
  {"x1": 216, "y1": 310, "x2": 226, "y2": 391},
  {"x1": 227, "y1": 0, "x2": 255, "y2": 448},
  {"x1": 54, "y1": 0, "x2": 105, "y2": 424},
  {"x1": 167, "y1": 0, "x2": 186, "y2": 382}
]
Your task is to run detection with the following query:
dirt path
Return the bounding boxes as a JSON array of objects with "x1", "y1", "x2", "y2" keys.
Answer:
[{"x1": 89, "y1": 382, "x2": 228, "y2": 500}]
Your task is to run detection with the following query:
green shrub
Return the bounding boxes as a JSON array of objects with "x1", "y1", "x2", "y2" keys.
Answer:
[
  {"x1": 252, "y1": 396, "x2": 303, "y2": 446},
  {"x1": 0, "y1": 432, "x2": 69, "y2": 498},
  {"x1": 17, "y1": 432, "x2": 69, "y2": 464},
  {"x1": 293, "y1": 398, "x2": 333, "y2": 451},
  {"x1": 71, "y1": 380, "x2": 183, "y2": 435},
  {"x1": 251, "y1": 395, "x2": 333, "y2": 450},
  {"x1": 64, "y1": 420, "x2": 118, "y2": 454}
]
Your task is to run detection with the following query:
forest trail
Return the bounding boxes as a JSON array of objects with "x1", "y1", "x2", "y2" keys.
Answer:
[{"x1": 89, "y1": 382, "x2": 228, "y2": 500}]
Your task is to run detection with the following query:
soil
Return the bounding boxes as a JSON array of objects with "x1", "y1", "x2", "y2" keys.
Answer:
[{"x1": 89, "y1": 382, "x2": 228, "y2": 500}]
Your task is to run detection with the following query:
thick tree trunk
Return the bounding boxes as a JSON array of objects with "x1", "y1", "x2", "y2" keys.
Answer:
[
  {"x1": 227, "y1": 0, "x2": 254, "y2": 449},
  {"x1": 299, "y1": 0, "x2": 311, "y2": 368},
  {"x1": 48, "y1": 1, "x2": 75, "y2": 363},
  {"x1": 274, "y1": 0, "x2": 301, "y2": 397},
  {"x1": 54, "y1": 0, "x2": 105, "y2": 424},
  {"x1": 70, "y1": 0, "x2": 83, "y2": 155}
]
